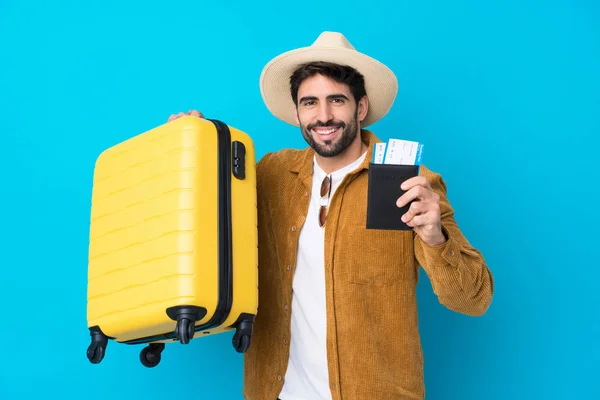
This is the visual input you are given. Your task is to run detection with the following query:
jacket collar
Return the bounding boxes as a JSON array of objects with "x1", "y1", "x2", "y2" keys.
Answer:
[{"x1": 289, "y1": 130, "x2": 382, "y2": 184}]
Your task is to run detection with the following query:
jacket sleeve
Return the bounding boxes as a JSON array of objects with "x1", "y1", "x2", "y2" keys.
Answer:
[{"x1": 413, "y1": 165, "x2": 494, "y2": 316}]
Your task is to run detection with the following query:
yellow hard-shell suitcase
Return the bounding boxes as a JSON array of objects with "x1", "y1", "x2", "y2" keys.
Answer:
[{"x1": 85, "y1": 116, "x2": 258, "y2": 367}]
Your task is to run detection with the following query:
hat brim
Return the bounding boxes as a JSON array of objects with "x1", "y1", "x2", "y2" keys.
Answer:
[{"x1": 259, "y1": 46, "x2": 398, "y2": 128}]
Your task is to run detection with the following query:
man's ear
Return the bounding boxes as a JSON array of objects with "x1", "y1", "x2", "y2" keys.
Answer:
[
  {"x1": 294, "y1": 108, "x2": 299, "y2": 125},
  {"x1": 358, "y1": 96, "x2": 369, "y2": 122}
]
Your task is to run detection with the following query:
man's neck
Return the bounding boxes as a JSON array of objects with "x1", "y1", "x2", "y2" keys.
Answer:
[{"x1": 315, "y1": 140, "x2": 368, "y2": 174}]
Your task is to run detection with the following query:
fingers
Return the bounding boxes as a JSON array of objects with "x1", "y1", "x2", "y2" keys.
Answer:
[
  {"x1": 167, "y1": 110, "x2": 204, "y2": 122},
  {"x1": 403, "y1": 204, "x2": 440, "y2": 227},
  {"x1": 396, "y1": 180, "x2": 440, "y2": 209},
  {"x1": 406, "y1": 213, "x2": 436, "y2": 228},
  {"x1": 396, "y1": 185, "x2": 427, "y2": 208},
  {"x1": 401, "y1": 200, "x2": 426, "y2": 223},
  {"x1": 188, "y1": 110, "x2": 204, "y2": 118},
  {"x1": 401, "y1": 176, "x2": 432, "y2": 191},
  {"x1": 167, "y1": 112, "x2": 185, "y2": 122},
  {"x1": 398, "y1": 182, "x2": 441, "y2": 228}
]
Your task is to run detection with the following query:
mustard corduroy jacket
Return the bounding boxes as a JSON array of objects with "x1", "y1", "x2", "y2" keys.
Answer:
[{"x1": 242, "y1": 129, "x2": 494, "y2": 400}]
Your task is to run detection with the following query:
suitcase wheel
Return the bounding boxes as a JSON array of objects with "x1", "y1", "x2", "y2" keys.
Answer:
[
  {"x1": 87, "y1": 342, "x2": 106, "y2": 364},
  {"x1": 139, "y1": 343, "x2": 165, "y2": 368},
  {"x1": 232, "y1": 318, "x2": 254, "y2": 353},
  {"x1": 175, "y1": 317, "x2": 195, "y2": 344},
  {"x1": 166, "y1": 306, "x2": 206, "y2": 345},
  {"x1": 87, "y1": 326, "x2": 108, "y2": 364},
  {"x1": 232, "y1": 334, "x2": 251, "y2": 353}
]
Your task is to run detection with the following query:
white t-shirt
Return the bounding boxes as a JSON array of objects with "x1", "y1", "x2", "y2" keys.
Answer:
[{"x1": 278, "y1": 151, "x2": 367, "y2": 400}]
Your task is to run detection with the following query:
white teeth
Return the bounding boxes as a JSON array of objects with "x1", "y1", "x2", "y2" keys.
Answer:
[{"x1": 314, "y1": 128, "x2": 338, "y2": 135}]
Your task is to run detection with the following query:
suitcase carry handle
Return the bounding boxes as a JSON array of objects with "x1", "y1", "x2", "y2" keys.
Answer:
[{"x1": 232, "y1": 141, "x2": 246, "y2": 180}]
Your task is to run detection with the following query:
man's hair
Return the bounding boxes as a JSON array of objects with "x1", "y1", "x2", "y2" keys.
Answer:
[{"x1": 289, "y1": 61, "x2": 367, "y2": 106}]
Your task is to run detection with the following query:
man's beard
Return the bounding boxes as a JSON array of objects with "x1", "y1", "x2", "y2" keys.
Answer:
[{"x1": 299, "y1": 111, "x2": 359, "y2": 158}]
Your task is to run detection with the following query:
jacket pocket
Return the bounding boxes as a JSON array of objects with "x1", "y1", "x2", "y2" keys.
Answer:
[{"x1": 340, "y1": 227, "x2": 415, "y2": 286}]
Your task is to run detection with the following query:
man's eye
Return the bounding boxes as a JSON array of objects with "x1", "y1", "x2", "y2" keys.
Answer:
[{"x1": 303, "y1": 101, "x2": 315, "y2": 106}]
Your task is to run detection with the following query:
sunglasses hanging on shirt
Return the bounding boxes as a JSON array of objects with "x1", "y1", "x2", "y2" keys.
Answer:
[{"x1": 319, "y1": 175, "x2": 332, "y2": 227}]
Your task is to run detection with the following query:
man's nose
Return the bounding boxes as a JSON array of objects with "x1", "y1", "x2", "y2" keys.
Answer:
[{"x1": 316, "y1": 103, "x2": 333, "y2": 123}]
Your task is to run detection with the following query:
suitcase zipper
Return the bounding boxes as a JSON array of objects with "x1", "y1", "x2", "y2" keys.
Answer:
[{"x1": 194, "y1": 118, "x2": 235, "y2": 330}]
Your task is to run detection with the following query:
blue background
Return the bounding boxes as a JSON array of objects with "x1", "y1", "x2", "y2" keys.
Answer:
[{"x1": 1, "y1": 0, "x2": 598, "y2": 399}]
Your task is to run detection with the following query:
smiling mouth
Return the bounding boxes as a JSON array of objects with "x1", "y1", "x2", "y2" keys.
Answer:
[{"x1": 311, "y1": 126, "x2": 341, "y2": 137}]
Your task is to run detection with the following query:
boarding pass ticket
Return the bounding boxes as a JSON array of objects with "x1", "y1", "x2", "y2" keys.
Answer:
[{"x1": 372, "y1": 138, "x2": 424, "y2": 165}]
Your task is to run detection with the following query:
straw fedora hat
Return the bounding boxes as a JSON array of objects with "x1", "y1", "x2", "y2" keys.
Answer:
[{"x1": 259, "y1": 31, "x2": 398, "y2": 128}]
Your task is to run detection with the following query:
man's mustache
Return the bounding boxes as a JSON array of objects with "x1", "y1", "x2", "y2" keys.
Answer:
[{"x1": 307, "y1": 120, "x2": 346, "y2": 131}]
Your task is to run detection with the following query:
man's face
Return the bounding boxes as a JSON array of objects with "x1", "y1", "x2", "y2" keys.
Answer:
[{"x1": 295, "y1": 74, "x2": 366, "y2": 157}]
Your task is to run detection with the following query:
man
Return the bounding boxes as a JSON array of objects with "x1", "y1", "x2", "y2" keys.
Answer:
[{"x1": 169, "y1": 31, "x2": 494, "y2": 400}]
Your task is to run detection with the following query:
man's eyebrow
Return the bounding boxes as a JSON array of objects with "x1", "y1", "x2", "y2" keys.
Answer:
[
  {"x1": 298, "y1": 94, "x2": 350, "y2": 103},
  {"x1": 299, "y1": 95, "x2": 318, "y2": 103},
  {"x1": 327, "y1": 93, "x2": 349, "y2": 100}
]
